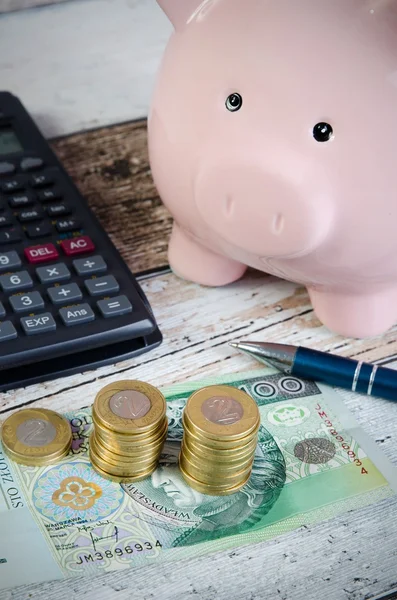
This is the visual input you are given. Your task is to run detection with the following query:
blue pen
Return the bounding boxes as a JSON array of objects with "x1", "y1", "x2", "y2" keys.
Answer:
[{"x1": 229, "y1": 341, "x2": 397, "y2": 401}]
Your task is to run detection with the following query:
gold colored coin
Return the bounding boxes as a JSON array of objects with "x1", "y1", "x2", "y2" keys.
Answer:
[
  {"x1": 1, "y1": 408, "x2": 72, "y2": 466},
  {"x1": 2, "y1": 446, "x2": 71, "y2": 467},
  {"x1": 182, "y1": 415, "x2": 258, "y2": 453},
  {"x1": 183, "y1": 435, "x2": 257, "y2": 463},
  {"x1": 89, "y1": 448, "x2": 158, "y2": 478},
  {"x1": 183, "y1": 385, "x2": 260, "y2": 441},
  {"x1": 182, "y1": 433, "x2": 256, "y2": 460},
  {"x1": 179, "y1": 385, "x2": 259, "y2": 495},
  {"x1": 179, "y1": 455, "x2": 254, "y2": 483},
  {"x1": 179, "y1": 460, "x2": 251, "y2": 496},
  {"x1": 182, "y1": 412, "x2": 259, "y2": 449},
  {"x1": 179, "y1": 452, "x2": 253, "y2": 484},
  {"x1": 93, "y1": 380, "x2": 166, "y2": 435},
  {"x1": 183, "y1": 405, "x2": 259, "y2": 445},
  {"x1": 90, "y1": 433, "x2": 164, "y2": 468},
  {"x1": 93, "y1": 414, "x2": 168, "y2": 449},
  {"x1": 89, "y1": 381, "x2": 169, "y2": 485},
  {"x1": 180, "y1": 441, "x2": 255, "y2": 474},
  {"x1": 95, "y1": 427, "x2": 167, "y2": 458},
  {"x1": 90, "y1": 456, "x2": 156, "y2": 483}
]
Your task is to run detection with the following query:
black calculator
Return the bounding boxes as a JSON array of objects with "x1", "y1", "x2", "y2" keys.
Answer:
[{"x1": 0, "y1": 91, "x2": 162, "y2": 392}]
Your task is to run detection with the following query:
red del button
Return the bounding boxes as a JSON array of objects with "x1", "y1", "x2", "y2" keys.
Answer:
[
  {"x1": 24, "y1": 243, "x2": 59, "y2": 264},
  {"x1": 61, "y1": 235, "x2": 95, "y2": 256}
]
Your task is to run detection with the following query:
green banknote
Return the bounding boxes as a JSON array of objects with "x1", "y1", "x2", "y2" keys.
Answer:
[{"x1": 1, "y1": 368, "x2": 396, "y2": 590}]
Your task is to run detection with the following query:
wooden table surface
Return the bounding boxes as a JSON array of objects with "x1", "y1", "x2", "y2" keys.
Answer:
[{"x1": 1, "y1": 120, "x2": 397, "y2": 600}]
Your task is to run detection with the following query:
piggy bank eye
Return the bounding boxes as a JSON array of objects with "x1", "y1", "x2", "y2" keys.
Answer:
[
  {"x1": 313, "y1": 122, "x2": 333, "y2": 142},
  {"x1": 226, "y1": 93, "x2": 243, "y2": 112}
]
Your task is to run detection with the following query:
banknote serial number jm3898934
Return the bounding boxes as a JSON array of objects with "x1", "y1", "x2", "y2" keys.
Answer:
[{"x1": 316, "y1": 404, "x2": 369, "y2": 475}]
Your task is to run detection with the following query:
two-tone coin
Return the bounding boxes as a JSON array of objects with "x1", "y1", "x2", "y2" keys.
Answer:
[
  {"x1": 183, "y1": 385, "x2": 260, "y2": 441},
  {"x1": 89, "y1": 380, "x2": 168, "y2": 483},
  {"x1": 179, "y1": 460, "x2": 252, "y2": 496},
  {"x1": 179, "y1": 385, "x2": 259, "y2": 496},
  {"x1": 93, "y1": 381, "x2": 166, "y2": 434},
  {"x1": 1, "y1": 408, "x2": 72, "y2": 466}
]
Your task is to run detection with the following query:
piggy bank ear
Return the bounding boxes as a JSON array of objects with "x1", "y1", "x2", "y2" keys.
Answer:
[{"x1": 157, "y1": 0, "x2": 203, "y2": 29}]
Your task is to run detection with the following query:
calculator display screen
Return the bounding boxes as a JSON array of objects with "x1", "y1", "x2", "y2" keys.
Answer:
[{"x1": 0, "y1": 128, "x2": 23, "y2": 155}]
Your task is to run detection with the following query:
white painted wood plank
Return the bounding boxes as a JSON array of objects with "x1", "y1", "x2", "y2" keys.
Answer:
[
  {"x1": 5, "y1": 496, "x2": 397, "y2": 600},
  {"x1": 1, "y1": 271, "x2": 397, "y2": 599},
  {"x1": 0, "y1": 0, "x2": 172, "y2": 136},
  {"x1": 0, "y1": 0, "x2": 72, "y2": 14}
]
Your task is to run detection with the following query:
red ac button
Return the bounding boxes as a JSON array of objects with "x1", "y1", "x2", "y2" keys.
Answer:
[{"x1": 61, "y1": 236, "x2": 95, "y2": 256}]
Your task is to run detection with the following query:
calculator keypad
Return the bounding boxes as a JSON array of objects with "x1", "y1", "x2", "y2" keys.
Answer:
[
  {"x1": 30, "y1": 173, "x2": 54, "y2": 188},
  {"x1": 26, "y1": 222, "x2": 52, "y2": 238},
  {"x1": 61, "y1": 235, "x2": 95, "y2": 256},
  {"x1": 1, "y1": 178, "x2": 25, "y2": 193},
  {"x1": 0, "y1": 271, "x2": 33, "y2": 292},
  {"x1": 56, "y1": 218, "x2": 81, "y2": 233},
  {"x1": 0, "y1": 251, "x2": 21, "y2": 271},
  {"x1": 73, "y1": 255, "x2": 107, "y2": 275},
  {"x1": 36, "y1": 263, "x2": 71, "y2": 283},
  {"x1": 47, "y1": 203, "x2": 70, "y2": 217},
  {"x1": 97, "y1": 296, "x2": 133, "y2": 318},
  {"x1": 0, "y1": 162, "x2": 15, "y2": 177},
  {"x1": 20, "y1": 157, "x2": 44, "y2": 172},
  {"x1": 0, "y1": 159, "x2": 151, "y2": 352},
  {"x1": 47, "y1": 283, "x2": 82, "y2": 304},
  {"x1": 59, "y1": 304, "x2": 95, "y2": 326},
  {"x1": 85, "y1": 275, "x2": 119, "y2": 296},
  {"x1": 21, "y1": 313, "x2": 56, "y2": 335},
  {"x1": 0, "y1": 215, "x2": 12, "y2": 227},
  {"x1": 18, "y1": 209, "x2": 44, "y2": 222},
  {"x1": 8, "y1": 193, "x2": 34, "y2": 207},
  {"x1": 38, "y1": 188, "x2": 62, "y2": 202},
  {"x1": 0, "y1": 321, "x2": 17, "y2": 342},
  {"x1": 0, "y1": 229, "x2": 22, "y2": 244},
  {"x1": 25, "y1": 243, "x2": 59, "y2": 263},
  {"x1": 10, "y1": 291, "x2": 44, "y2": 313}
]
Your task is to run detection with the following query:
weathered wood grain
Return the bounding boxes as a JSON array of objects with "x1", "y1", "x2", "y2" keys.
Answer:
[
  {"x1": 1, "y1": 120, "x2": 397, "y2": 600},
  {"x1": 51, "y1": 120, "x2": 173, "y2": 274},
  {"x1": 4, "y1": 495, "x2": 397, "y2": 600}
]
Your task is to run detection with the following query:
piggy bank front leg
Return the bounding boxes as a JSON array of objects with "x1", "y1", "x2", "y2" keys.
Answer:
[
  {"x1": 308, "y1": 287, "x2": 397, "y2": 338},
  {"x1": 168, "y1": 222, "x2": 247, "y2": 286}
]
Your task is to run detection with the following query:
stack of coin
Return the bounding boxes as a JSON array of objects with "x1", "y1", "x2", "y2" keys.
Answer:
[
  {"x1": 90, "y1": 380, "x2": 167, "y2": 483},
  {"x1": 1, "y1": 407, "x2": 72, "y2": 466},
  {"x1": 179, "y1": 385, "x2": 260, "y2": 495}
]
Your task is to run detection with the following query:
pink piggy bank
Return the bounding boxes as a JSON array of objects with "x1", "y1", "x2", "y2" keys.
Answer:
[{"x1": 148, "y1": 0, "x2": 397, "y2": 339}]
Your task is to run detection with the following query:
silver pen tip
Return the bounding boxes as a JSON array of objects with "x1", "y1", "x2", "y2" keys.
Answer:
[
  {"x1": 229, "y1": 341, "x2": 260, "y2": 351},
  {"x1": 228, "y1": 340, "x2": 295, "y2": 373}
]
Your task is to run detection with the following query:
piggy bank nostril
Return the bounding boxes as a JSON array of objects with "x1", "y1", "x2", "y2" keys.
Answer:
[
  {"x1": 224, "y1": 194, "x2": 234, "y2": 218},
  {"x1": 194, "y1": 164, "x2": 332, "y2": 258},
  {"x1": 272, "y1": 213, "x2": 285, "y2": 235}
]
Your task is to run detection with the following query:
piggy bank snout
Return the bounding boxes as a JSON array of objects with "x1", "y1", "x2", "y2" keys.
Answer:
[{"x1": 194, "y1": 163, "x2": 333, "y2": 258}]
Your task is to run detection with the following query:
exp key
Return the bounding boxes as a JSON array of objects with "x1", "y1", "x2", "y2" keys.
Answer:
[{"x1": 21, "y1": 313, "x2": 56, "y2": 336}]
